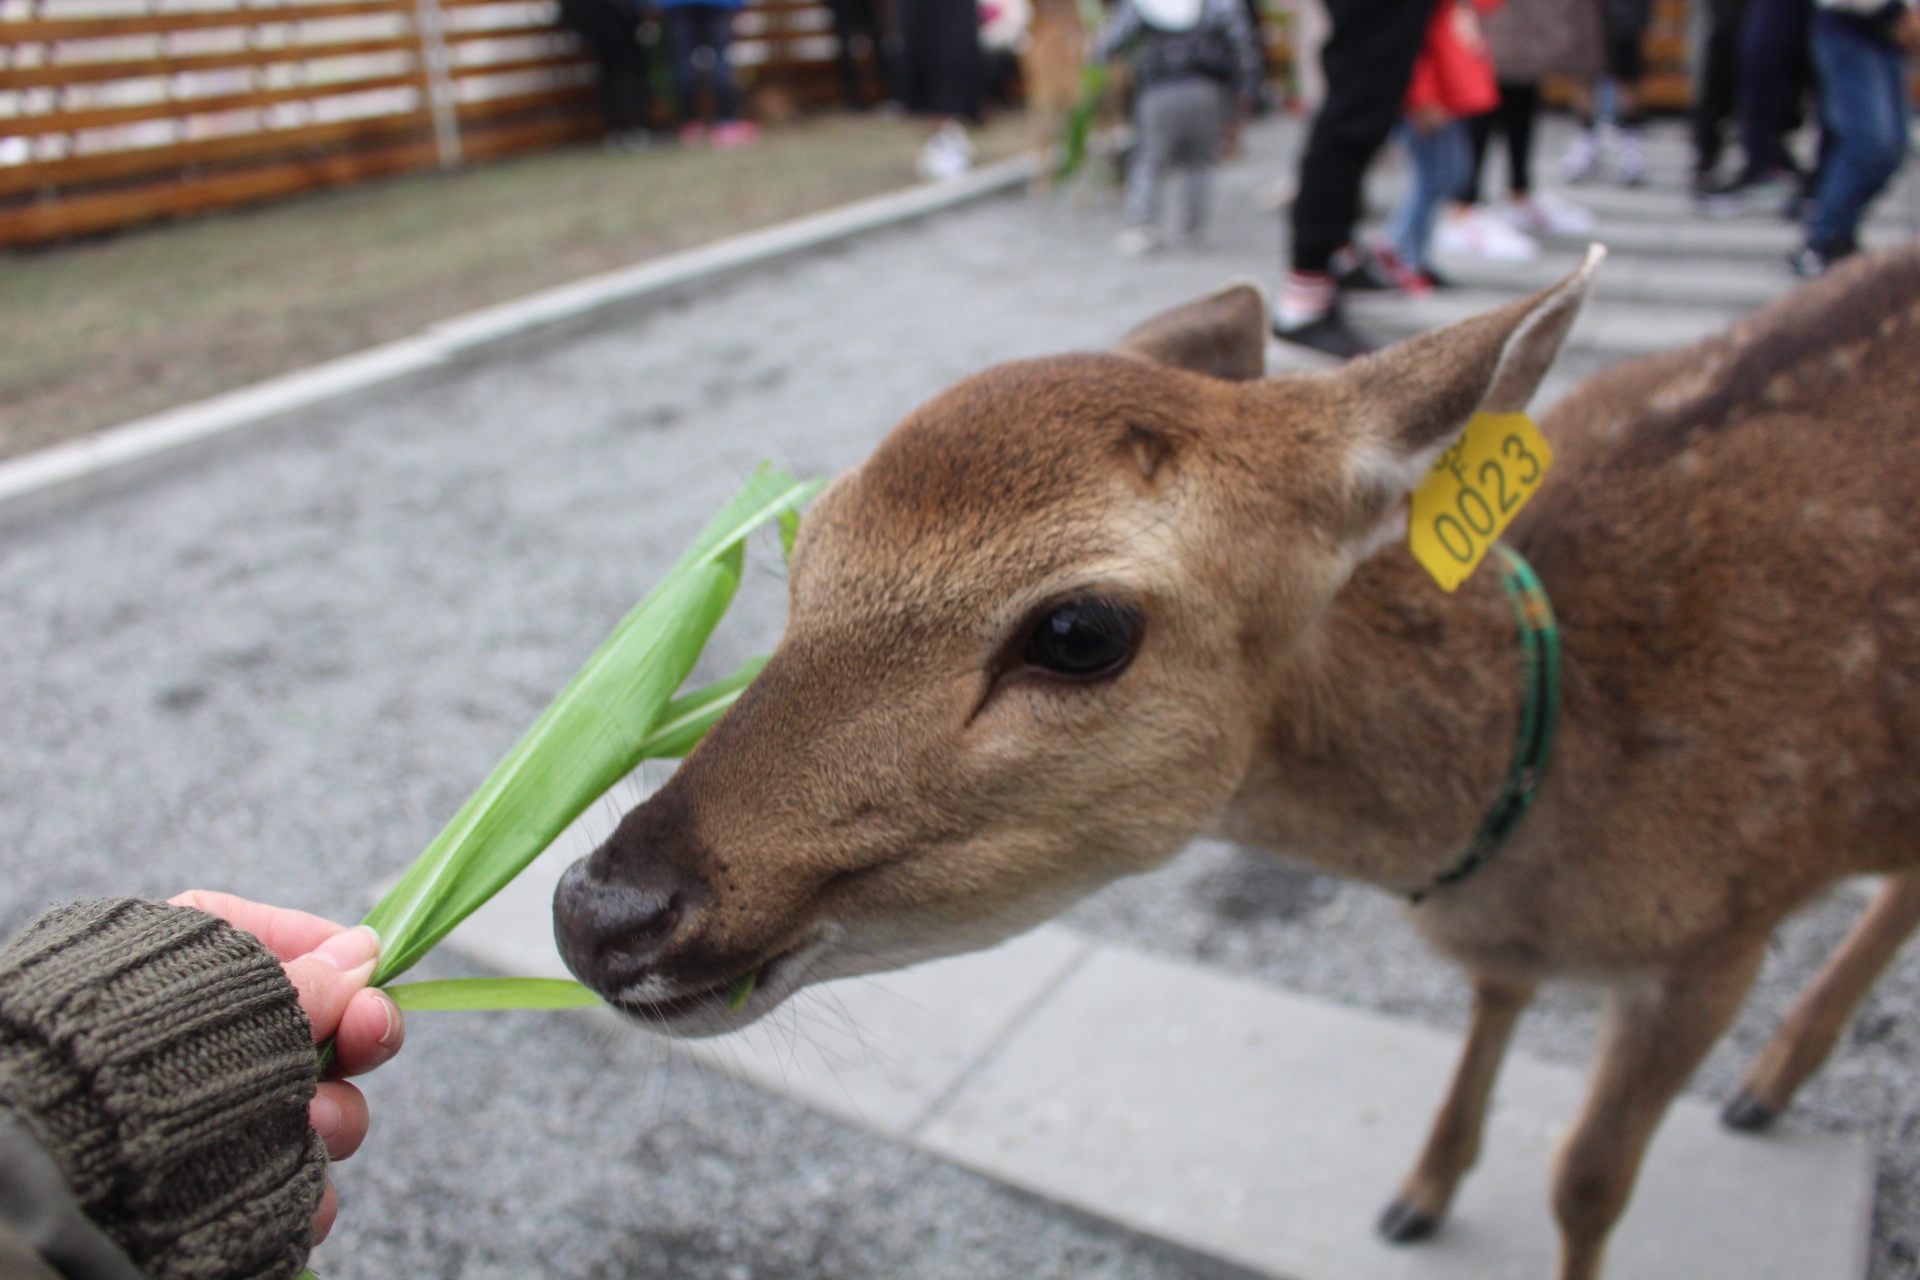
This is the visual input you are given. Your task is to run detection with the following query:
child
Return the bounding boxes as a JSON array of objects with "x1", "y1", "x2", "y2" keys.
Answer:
[
  {"x1": 1366, "y1": 0, "x2": 1503, "y2": 290},
  {"x1": 1092, "y1": 0, "x2": 1263, "y2": 254}
]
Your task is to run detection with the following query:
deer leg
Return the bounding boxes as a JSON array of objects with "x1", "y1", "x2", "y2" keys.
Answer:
[
  {"x1": 1551, "y1": 944, "x2": 1766, "y2": 1280},
  {"x1": 1378, "y1": 975, "x2": 1537, "y2": 1243},
  {"x1": 1724, "y1": 870, "x2": 1920, "y2": 1131}
]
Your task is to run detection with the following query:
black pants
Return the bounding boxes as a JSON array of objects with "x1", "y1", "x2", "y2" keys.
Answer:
[
  {"x1": 1288, "y1": 0, "x2": 1435, "y2": 273},
  {"x1": 1465, "y1": 82, "x2": 1540, "y2": 201},
  {"x1": 1738, "y1": 0, "x2": 1814, "y2": 178},
  {"x1": 559, "y1": 0, "x2": 649, "y2": 132},
  {"x1": 667, "y1": 5, "x2": 738, "y2": 123},
  {"x1": 827, "y1": 0, "x2": 894, "y2": 106},
  {"x1": 1692, "y1": 0, "x2": 1746, "y2": 174},
  {"x1": 896, "y1": 0, "x2": 982, "y2": 119}
]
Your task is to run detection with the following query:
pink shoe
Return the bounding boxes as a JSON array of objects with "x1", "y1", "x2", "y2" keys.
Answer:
[
  {"x1": 710, "y1": 120, "x2": 761, "y2": 148},
  {"x1": 679, "y1": 121, "x2": 708, "y2": 145}
]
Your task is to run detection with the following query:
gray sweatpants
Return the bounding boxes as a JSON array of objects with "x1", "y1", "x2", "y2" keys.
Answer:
[{"x1": 1125, "y1": 76, "x2": 1227, "y2": 233}]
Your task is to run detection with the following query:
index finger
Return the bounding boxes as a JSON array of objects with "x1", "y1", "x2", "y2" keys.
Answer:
[{"x1": 169, "y1": 891, "x2": 348, "y2": 962}]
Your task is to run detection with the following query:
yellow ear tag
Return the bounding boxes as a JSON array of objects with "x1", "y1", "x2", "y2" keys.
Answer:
[{"x1": 1407, "y1": 412, "x2": 1553, "y2": 592}]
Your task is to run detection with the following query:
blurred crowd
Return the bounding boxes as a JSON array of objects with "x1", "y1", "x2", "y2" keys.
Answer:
[{"x1": 558, "y1": 0, "x2": 1917, "y2": 358}]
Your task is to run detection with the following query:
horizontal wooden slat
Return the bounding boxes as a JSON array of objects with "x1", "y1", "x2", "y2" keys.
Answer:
[
  {"x1": 449, "y1": 51, "x2": 587, "y2": 79},
  {"x1": 453, "y1": 82, "x2": 589, "y2": 120},
  {"x1": 0, "y1": 34, "x2": 417, "y2": 90},
  {"x1": 0, "y1": 70, "x2": 426, "y2": 137},
  {"x1": 0, "y1": 127, "x2": 440, "y2": 244},
  {"x1": 2, "y1": 1, "x2": 409, "y2": 44},
  {"x1": 0, "y1": 102, "x2": 430, "y2": 196},
  {"x1": 455, "y1": 105, "x2": 594, "y2": 154}
]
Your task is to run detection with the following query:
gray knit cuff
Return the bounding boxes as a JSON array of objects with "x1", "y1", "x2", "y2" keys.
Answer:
[{"x1": 0, "y1": 899, "x2": 328, "y2": 1280}]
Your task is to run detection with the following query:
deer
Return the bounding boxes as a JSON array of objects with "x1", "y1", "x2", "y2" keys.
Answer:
[{"x1": 553, "y1": 241, "x2": 1920, "y2": 1280}]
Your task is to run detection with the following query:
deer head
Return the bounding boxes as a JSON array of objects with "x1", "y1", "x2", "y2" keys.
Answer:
[{"x1": 554, "y1": 250, "x2": 1603, "y2": 1035}]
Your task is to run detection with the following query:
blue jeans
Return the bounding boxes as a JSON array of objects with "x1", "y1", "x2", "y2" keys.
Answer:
[
  {"x1": 667, "y1": 4, "x2": 739, "y2": 123},
  {"x1": 1387, "y1": 120, "x2": 1471, "y2": 271},
  {"x1": 1806, "y1": 10, "x2": 1908, "y2": 249}
]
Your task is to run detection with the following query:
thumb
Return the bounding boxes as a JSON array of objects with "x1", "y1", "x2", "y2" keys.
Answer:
[{"x1": 282, "y1": 926, "x2": 381, "y2": 1044}]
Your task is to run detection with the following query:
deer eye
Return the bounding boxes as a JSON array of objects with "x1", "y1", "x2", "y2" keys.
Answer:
[{"x1": 1021, "y1": 598, "x2": 1143, "y2": 680}]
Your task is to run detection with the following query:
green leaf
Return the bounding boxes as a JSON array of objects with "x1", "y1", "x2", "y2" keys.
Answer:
[
  {"x1": 635, "y1": 657, "x2": 768, "y2": 760},
  {"x1": 297, "y1": 1271, "x2": 321, "y2": 1280},
  {"x1": 386, "y1": 978, "x2": 603, "y2": 1010},
  {"x1": 778, "y1": 506, "x2": 801, "y2": 563},
  {"x1": 361, "y1": 466, "x2": 820, "y2": 986}
]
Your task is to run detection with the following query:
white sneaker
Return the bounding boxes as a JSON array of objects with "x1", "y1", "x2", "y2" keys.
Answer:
[
  {"x1": 1498, "y1": 190, "x2": 1596, "y2": 237},
  {"x1": 1434, "y1": 206, "x2": 1541, "y2": 261},
  {"x1": 1560, "y1": 129, "x2": 1599, "y2": 183},
  {"x1": 915, "y1": 122, "x2": 973, "y2": 181},
  {"x1": 1115, "y1": 226, "x2": 1162, "y2": 256}
]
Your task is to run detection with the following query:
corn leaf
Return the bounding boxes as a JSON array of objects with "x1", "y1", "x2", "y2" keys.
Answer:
[
  {"x1": 361, "y1": 466, "x2": 816, "y2": 986},
  {"x1": 386, "y1": 978, "x2": 602, "y2": 1010},
  {"x1": 635, "y1": 657, "x2": 767, "y2": 760}
]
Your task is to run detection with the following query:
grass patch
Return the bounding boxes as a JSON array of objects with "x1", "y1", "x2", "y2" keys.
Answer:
[{"x1": 0, "y1": 112, "x2": 1024, "y2": 460}]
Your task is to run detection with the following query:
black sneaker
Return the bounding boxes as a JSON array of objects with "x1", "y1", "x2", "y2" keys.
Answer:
[{"x1": 1273, "y1": 305, "x2": 1379, "y2": 359}]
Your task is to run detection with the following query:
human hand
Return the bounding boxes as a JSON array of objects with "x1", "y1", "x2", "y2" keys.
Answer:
[
  {"x1": 1409, "y1": 104, "x2": 1452, "y2": 134},
  {"x1": 169, "y1": 891, "x2": 404, "y2": 1244}
]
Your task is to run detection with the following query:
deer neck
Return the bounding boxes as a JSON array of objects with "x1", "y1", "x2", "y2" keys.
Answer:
[{"x1": 1217, "y1": 551, "x2": 1535, "y2": 896}]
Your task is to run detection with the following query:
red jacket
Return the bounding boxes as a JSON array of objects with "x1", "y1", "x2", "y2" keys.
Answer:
[{"x1": 1403, "y1": 0, "x2": 1502, "y2": 120}]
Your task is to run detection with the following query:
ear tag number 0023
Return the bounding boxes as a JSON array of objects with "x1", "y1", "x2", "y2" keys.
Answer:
[{"x1": 1407, "y1": 412, "x2": 1554, "y2": 592}]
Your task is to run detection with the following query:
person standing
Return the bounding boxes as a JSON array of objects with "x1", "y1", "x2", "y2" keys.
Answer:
[
  {"x1": 1794, "y1": 0, "x2": 1919, "y2": 273},
  {"x1": 899, "y1": 0, "x2": 985, "y2": 177},
  {"x1": 663, "y1": 0, "x2": 761, "y2": 146},
  {"x1": 1691, "y1": 0, "x2": 1747, "y2": 189},
  {"x1": 558, "y1": 0, "x2": 652, "y2": 142},
  {"x1": 1271, "y1": 0, "x2": 1436, "y2": 356},
  {"x1": 1372, "y1": 0, "x2": 1501, "y2": 289},
  {"x1": 1093, "y1": 0, "x2": 1263, "y2": 254},
  {"x1": 1441, "y1": 0, "x2": 1600, "y2": 252},
  {"x1": 1700, "y1": 0, "x2": 1815, "y2": 210},
  {"x1": 1557, "y1": 0, "x2": 1652, "y2": 184}
]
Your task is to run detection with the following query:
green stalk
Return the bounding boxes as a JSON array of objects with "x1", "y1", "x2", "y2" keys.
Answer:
[{"x1": 357, "y1": 466, "x2": 819, "y2": 989}]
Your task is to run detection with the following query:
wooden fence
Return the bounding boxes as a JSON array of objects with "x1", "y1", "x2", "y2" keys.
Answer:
[{"x1": 0, "y1": 0, "x2": 853, "y2": 245}]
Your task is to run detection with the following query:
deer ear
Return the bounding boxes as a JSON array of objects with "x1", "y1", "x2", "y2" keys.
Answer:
[
  {"x1": 1116, "y1": 282, "x2": 1268, "y2": 381},
  {"x1": 1329, "y1": 245, "x2": 1602, "y2": 538}
]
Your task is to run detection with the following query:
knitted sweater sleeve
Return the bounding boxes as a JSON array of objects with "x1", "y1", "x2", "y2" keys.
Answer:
[{"x1": 0, "y1": 899, "x2": 328, "y2": 1280}]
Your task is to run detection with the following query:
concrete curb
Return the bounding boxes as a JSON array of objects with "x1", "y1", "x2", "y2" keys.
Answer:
[{"x1": 0, "y1": 153, "x2": 1037, "y2": 514}]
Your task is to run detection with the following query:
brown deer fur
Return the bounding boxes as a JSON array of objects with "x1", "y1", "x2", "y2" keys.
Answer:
[{"x1": 554, "y1": 244, "x2": 1920, "y2": 1280}]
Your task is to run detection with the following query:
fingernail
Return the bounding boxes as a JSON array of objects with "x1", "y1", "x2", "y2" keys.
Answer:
[
  {"x1": 310, "y1": 925, "x2": 380, "y2": 971},
  {"x1": 310, "y1": 1093, "x2": 344, "y2": 1140},
  {"x1": 374, "y1": 990, "x2": 404, "y2": 1051}
]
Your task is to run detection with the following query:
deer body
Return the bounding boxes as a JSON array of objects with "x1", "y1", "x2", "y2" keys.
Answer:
[{"x1": 555, "y1": 245, "x2": 1920, "y2": 1279}]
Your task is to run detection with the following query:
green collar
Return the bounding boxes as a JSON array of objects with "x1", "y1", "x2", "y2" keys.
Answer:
[{"x1": 1410, "y1": 545, "x2": 1561, "y2": 903}]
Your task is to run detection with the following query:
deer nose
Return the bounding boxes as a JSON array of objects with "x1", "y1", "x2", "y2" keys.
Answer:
[{"x1": 553, "y1": 857, "x2": 688, "y2": 995}]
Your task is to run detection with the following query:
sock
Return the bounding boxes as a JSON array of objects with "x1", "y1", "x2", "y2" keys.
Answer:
[{"x1": 1276, "y1": 270, "x2": 1334, "y2": 330}]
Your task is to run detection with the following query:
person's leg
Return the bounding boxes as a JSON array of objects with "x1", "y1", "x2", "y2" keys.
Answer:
[
  {"x1": 1385, "y1": 123, "x2": 1428, "y2": 266},
  {"x1": 1605, "y1": 0, "x2": 1653, "y2": 183},
  {"x1": 1736, "y1": 0, "x2": 1800, "y2": 179},
  {"x1": 1180, "y1": 80, "x2": 1227, "y2": 235},
  {"x1": 827, "y1": 0, "x2": 866, "y2": 106},
  {"x1": 1287, "y1": 0, "x2": 1433, "y2": 274},
  {"x1": 1693, "y1": 0, "x2": 1747, "y2": 183},
  {"x1": 701, "y1": 5, "x2": 739, "y2": 122},
  {"x1": 1125, "y1": 84, "x2": 1176, "y2": 231},
  {"x1": 1504, "y1": 82, "x2": 1538, "y2": 197},
  {"x1": 666, "y1": 6, "x2": 701, "y2": 123},
  {"x1": 1463, "y1": 106, "x2": 1497, "y2": 205},
  {"x1": 1804, "y1": 13, "x2": 1907, "y2": 259}
]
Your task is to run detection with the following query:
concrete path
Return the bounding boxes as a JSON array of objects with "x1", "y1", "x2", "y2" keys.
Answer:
[
  {"x1": 4, "y1": 114, "x2": 1916, "y2": 1280},
  {"x1": 446, "y1": 798, "x2": 1874, "y2": 1280}
]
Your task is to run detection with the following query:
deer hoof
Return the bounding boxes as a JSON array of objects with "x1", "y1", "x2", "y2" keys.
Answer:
[
  {"x1": 1377, "y1": 1199, "x2": 1440, "y2": 1244},
  {"x1": 1721, "y1": 1089, "x2": 1779, "y2": 1132}
]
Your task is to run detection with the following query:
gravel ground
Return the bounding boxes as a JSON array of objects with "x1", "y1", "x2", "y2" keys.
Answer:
[{"x1": 3, "y1": 116, "x2": 1915, "y2": 1278}]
